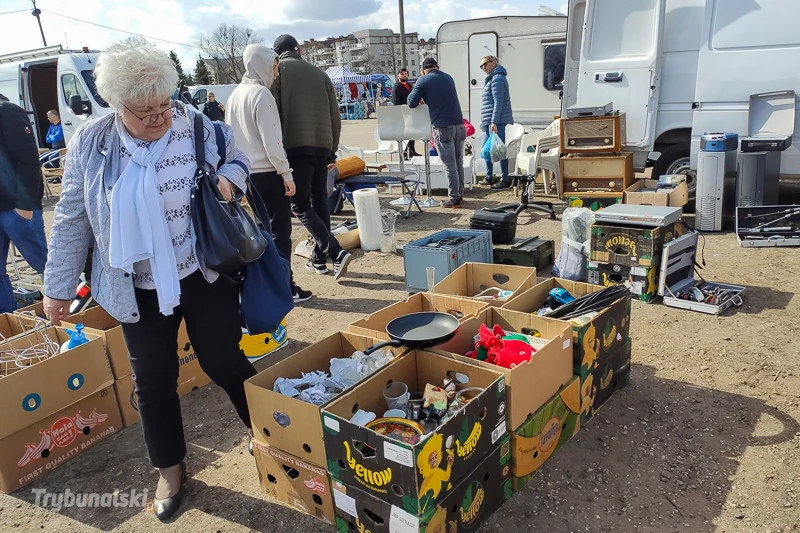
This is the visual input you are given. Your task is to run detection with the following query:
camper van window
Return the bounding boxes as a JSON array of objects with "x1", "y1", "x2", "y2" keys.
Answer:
[
  {"x1": 81, "y1": 70, "x2": 108, "y2": 107},
  {"x1": 543, "y1": 44, "x2": 566, "y2": 91},
  {"x1": 61, "y1": 74, "x2": 87, "y2": 105}
]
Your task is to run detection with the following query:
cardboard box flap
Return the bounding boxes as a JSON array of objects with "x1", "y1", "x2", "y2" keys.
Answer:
[
  {"x1": 0, "y1": 313, "x2": 41, "y2": 342},
  {"x1": 0, "y1": 328, "x2": 113, "y2": 440},
  {"x1": 502, "y1": 279, "x2": 603, "y2": 314}
]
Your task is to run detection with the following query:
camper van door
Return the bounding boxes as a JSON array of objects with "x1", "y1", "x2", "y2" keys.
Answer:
[
  {"x1": 562, "y1": 0, "x2": 587, "y2": 115},
  {"x1": 576, "y1": 0, "x2": 667, "y2": 148},
  {"x1": 468, "y1": 33, "x2": 498, "y2": 128}
]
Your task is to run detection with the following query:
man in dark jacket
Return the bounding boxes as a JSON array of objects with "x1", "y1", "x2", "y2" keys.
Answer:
[
  {"x1": 202, "y1": 92, "x2": 225, "y2": 121},
  {"x1": 408, "y1": 58, "x2": 466, "y2": 208},
  {"x1": 271, "y1": 34, "x2": 353, "y2": 281},
  {"x1": 392, "y1": 68, "x2": 420, "y2": 159},
  {"x1": 0, "y1": 94, "x2": 48, "y2": 313}
]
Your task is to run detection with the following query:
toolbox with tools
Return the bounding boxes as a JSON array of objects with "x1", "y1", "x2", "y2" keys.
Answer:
[
  {"x1": 658, "y1": 231, "x2": 745, "y2": 314},
  {"x1": 735, "y1": 205, "x2": 800, "y2": 248}
]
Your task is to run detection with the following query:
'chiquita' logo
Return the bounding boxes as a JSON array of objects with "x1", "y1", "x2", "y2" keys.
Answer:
[
  {"x1": 539, "y1": 417, "x2": 561, "y2": 453},
  {"x1": 455, "y1": 422, "x2": 482, "y2": 458},
  {"x1": 460, "y1": 481, "x2": 485, "y2": 527},
  {"x1": 344, "y1": 442, "x2": 392, "y2": 488},
  {"x1": 604, "y1": 235, "x2": 637, "y2": 256}
]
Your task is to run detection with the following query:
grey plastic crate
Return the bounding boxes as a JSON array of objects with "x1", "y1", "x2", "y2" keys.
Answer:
[{"x1": 403, "y1": 229, "x2": 493, "y2": 292}]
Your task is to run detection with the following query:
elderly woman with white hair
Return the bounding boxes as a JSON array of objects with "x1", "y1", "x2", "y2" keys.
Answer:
[{"x1": 42, "y1": 41, "x2": 257, "y2": 521}]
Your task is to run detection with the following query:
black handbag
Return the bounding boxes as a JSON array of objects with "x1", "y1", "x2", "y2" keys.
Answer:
[{"x1": 190, "y1": 114, "x2": 266, "y2": 272}]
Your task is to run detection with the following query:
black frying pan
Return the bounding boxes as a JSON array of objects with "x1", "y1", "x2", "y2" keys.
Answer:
[{"x1": 364, "y1": 312, "x2": 460, "y2": 355}]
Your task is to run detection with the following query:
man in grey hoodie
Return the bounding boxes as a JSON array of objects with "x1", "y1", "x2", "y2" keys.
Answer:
[{"x1": 227, "y1": 44, "x2": 312, "y2": 303}]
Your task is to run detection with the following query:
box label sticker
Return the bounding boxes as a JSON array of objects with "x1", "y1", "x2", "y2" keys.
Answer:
[
  {"x1": 390, "y1": 505, "x2": 420, "y2": 533},
  {"x1": 589, "y1": 261, "x2": 599, "y2": 269},
  {"x1": 384, "y1": 441, "x2": 414, "y2": 467},
  {"x1": 562, "y1": 339, "x2": 571, "y2": 350},
  {"x1": 631, "y1": 267, "x2": 646, "y2": 277},
  {"x1": 498, "y1": 377, "x2": 506, "y2": 392},
  {"x1": 324, "y1": 416, "x2": 340, "y2": 433},
  {"x1": 333, "y1": 488, "x2": 357, "y2": 517},
  {"x1": 492, "y1": 420, "x2": 507, "y2": 444},
  {"x1": 631, "y1": 281, "x2": 643, "y2": 295}
]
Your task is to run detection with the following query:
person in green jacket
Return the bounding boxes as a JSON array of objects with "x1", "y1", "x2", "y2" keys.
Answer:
[{"x1": 271, "y1": 34, "x2": 353, "y2": 281}]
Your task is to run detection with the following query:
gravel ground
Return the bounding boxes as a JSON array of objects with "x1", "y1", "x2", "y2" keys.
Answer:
[{"x1": 1, "y1": 119, "x2": 799, "y2": 532}]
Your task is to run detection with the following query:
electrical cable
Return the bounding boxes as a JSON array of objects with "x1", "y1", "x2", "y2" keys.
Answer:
[
  {"x1": 46, "y1": 11, "x2": 200, "y2": 48},
  {"x1": 544, "y1": 285, "x2": 630, "y2": 320},
  {"x1": 0, "y1": 9, "x2": 29, "y2": 16}
]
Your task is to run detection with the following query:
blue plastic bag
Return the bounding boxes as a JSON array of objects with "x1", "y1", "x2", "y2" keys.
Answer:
[{"x1": 481, "y1": 133, "x2": 495, "y2": 160}]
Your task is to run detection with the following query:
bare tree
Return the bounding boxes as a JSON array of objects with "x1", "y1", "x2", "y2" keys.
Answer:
[{"x1": 197, "y1": 24, "x2": 262, "y2": 84}]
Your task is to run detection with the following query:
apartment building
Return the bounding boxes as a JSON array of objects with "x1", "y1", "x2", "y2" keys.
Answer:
[{"x1": 300, "y1": 29, "x2": 433, "y2": 78}]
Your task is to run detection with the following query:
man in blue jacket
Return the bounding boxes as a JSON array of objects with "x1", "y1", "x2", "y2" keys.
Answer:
[
  {"x1": 408, "y1": 58, "x2": 466, "y2": 208},
  {"x1": 480, "y1": 55, "x2": 514, "y2": 189}
]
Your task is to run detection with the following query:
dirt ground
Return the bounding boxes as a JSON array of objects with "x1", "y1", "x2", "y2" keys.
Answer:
[{"x1": 2, "y1": 118, "x2": 800, "y2": 532}]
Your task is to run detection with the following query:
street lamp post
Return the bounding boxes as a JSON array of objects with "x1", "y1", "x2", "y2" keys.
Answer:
[
  {"x1": 398, "y1": 0, "x2": 406, "y2": 69},
  {"x1": 31, "y1": 0, "x2": 46, "y2": 47}
]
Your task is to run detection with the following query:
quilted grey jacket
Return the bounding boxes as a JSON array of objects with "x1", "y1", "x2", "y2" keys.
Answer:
[{"x1": 43, "y1": 107, "x2": 250, "y2": 323}]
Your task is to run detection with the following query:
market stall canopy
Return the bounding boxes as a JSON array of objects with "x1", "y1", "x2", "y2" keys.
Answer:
[{"x1": 325, "y1": 66, "x2": 372, "y2": 84}]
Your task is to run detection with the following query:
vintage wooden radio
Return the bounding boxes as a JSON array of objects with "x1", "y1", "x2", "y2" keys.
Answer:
[
  {"x1": 561, "y1": 113, "x2": 627, "y2": 153},
  {"x1": 560, "y1": 153, "x2": 634, "y2": 196}
]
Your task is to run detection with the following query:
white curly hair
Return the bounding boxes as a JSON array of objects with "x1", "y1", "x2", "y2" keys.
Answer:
[{"x1": 94, "y1": 40, "x2": 178, "y2": 110}]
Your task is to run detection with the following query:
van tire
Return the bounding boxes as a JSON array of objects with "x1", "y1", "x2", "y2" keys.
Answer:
[{"x1": 652, "y1": 142, "x2": 695, "y2": 211}]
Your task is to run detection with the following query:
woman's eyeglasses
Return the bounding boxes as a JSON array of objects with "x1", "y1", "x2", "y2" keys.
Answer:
[{"x1": 123, "y1": 103, "x2": 175, "y2": 126}]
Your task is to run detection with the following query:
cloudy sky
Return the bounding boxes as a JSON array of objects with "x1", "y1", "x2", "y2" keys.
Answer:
[{"x1": 0, "y1": 0, "x2": 567, "y2": 73}]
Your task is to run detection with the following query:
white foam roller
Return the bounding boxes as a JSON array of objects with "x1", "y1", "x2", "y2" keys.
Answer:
[{"x1": 353, "y1": 188, "x2": 382, "y2": 251}]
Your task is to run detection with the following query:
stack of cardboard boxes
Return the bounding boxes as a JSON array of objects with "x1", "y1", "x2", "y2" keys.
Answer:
[
  {"x1": 0, "y1": 317, "x2": 123, "y2": 493},
  {"x1": 586, "y1": 222, "x2": 679, "y2": 302},
  {"x1": 62, "y1": 306, "x2": 211, "y2": 427}
]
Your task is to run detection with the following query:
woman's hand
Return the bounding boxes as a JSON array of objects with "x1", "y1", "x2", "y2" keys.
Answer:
[
  {"x1": 490, "y1": 123, "x2": 498, "y2": 134},
  {"x1": 217, "y1": 175, "x2": 234, "y2": 201},
  {"x1": 43, "y1": 296, "x2": 71, "y2": 326},
  {"x1": 15, "y1": 209, "x2": 33, "y2": 220},
  {"x1": 284, "y1": 181, "x2": 296, "y2": 197}
]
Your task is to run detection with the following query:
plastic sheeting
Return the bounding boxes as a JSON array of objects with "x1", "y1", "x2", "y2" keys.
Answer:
[{"x1": 552, "y1": 207, "x2": 595, "y2": 281}]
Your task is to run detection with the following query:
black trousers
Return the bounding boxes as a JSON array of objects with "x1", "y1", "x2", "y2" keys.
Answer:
[
  {"x1": 405, "y1": 140, "x2": 417, "y2": 156},
  {"x1": 120, "y1": 270, "x2": 257, "y2": 468},
  {"x1": 288, "y1": 155, "x2": 343, "y2": 264},
  {"x1": 251, "y1": 171, "x2": 292, "y2": 262}
]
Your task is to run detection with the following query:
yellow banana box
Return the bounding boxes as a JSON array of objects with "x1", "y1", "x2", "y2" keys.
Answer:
[{"x1": 511, "y1": 377, "x2": 580, "y2": 491}]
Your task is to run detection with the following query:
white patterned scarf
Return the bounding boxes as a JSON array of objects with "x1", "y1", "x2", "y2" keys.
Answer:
[{"x1": 109, "y1": 116, "x2": 181, "y2": 315}]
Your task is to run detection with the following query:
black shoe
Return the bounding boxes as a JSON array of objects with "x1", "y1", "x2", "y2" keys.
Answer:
[
  {"x1": 481, "y1": 177, "x2": 497, "y2": 186},
  {"x1": 442, "y1": 199, "x2": 463, "y2": 209},
  {"x1": 305, "y1": 259, "x2": 329, "y2": 275},
  {"x1": 333, "y1": 250, "x2": 353, "y2": 281},
  {"x1": 491, "y1": 180, "x2": 512, "y2": 190},
  {"x1": 292, "y1": 285, "x2": 313, "y2": 303},
  {"x1": 153, "y1": 461, "x2": 187, "y2": 522}
]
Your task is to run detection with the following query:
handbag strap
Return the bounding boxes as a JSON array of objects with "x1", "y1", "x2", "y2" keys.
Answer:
[{"x1": 194, "y1": 114, "x2": 207, "y2": 171}]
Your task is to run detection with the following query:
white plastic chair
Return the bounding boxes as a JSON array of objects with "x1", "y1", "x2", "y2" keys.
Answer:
[
  {"x1": 363, "y1": 128, "x2": 399, "y2": 162},
  {"x1": 504, "y1": 123, "x2": 526, "y2": 164},
  {"x1": 515, "y1": 120, "x2": 562, "y2": 196},
  {"x1": 337, "y1": 143, "x2": 365, "y2": 160}
]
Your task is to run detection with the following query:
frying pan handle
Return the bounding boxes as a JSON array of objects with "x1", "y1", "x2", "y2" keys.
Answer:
[{"x1": 364, "y1": 340, "x2": 404, "y2": 355}]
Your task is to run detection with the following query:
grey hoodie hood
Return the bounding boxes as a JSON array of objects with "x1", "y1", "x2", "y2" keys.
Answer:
[{"x1": 241, "y1": 44, "x2": 278, "y2": 88}]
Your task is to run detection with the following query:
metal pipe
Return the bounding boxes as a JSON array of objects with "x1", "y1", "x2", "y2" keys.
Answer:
[
  {"x1": 31, "y1": 0, "x2": 46, "y2": 47},
  {"x1": 398, "y1": 0, "x2": 407, "y2": 69}
]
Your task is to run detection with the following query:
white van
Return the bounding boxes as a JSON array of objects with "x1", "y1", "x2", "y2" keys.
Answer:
[
  {"x1": 437, "y1": 16, "x2": 567, "y2": 130},
  {"x1": 189, "y1": 84, "x2": 237, "y2": 114},
  {"x1": 0, "y1": 46, "x2": 112, "y2": 146},
  {"x1": 563, "y1": 0, "x2": 800, "y2": 196}
]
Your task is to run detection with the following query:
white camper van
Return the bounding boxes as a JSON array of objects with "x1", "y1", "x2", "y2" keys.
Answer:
[
  {"x1": 437, "y1": 16, "x2": 568, "y2": 130},
  {"x1": 564, "y1": 0, "x2": 800, "y2": 195},
  {"x1": 0, "y1": 46, "x2": 112, "y2": 146}
]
